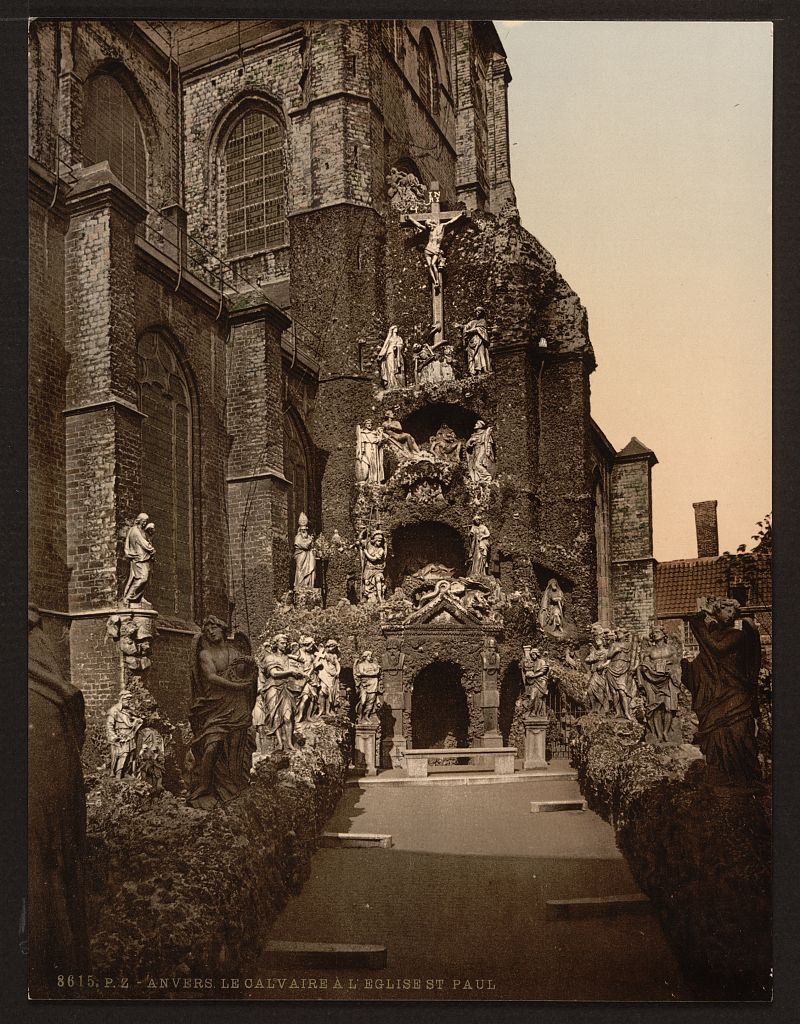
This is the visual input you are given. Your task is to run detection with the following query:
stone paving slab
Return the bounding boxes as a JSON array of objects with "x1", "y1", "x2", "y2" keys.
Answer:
[
  {"x1": 531, "y1": 799, "x2": 587, "y2": 812},
  {"x1": 321, "y1": 832, "x2": 393, "y2": 848},
  {"x1": 546, "y1": 893, "x2": 652, "y2": 919}
]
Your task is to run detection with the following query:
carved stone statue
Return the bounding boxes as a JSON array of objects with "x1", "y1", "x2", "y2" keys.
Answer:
[
  {"x1": 521, "y1": 645, "x2": 550, "y2": 716},
  {"x1": 469, "y1": 514, "x2": 491, "y2": 577},
  {"x1": 293, "y1": 512, "x2": 317, "y2": 592},
  {"x1": 378, "y1": 325, "x2": 406, "y2": 389},
  {"x1": 355, "y1": 419, "x2": 386, "y2": 484},
  {"x1": 680, "y1": 597, "x2": 762, "y2": 786},
  {"x1": 105, "y1": 690, "x2": 143, "y2": 778},
  {"x1": 481, "y1": 636, "x2": 501, "y2": 687},
  {"x1": 538, "y1": 578, "x2": 565, "y2": 635},
  {"x1": 412, "y1": 217, "x2": 462, "y2": 293},
  {"x1": 357, "y1": 528, "x2": 387, "y2": 604},
  {"x1": 296, "y1": 635, "x2": 321, "y2": 721},
  {"x1": 28, "y1": 605, "x2": 89, "y2": 993},
  {"x1": 461, "y1": 306, "x2": 492, "y2": 376},
  {"x1": 585, "y1": 627, "x2": 611, "y2": 714},
  {"x1": 254, "y1": 633, "x2": 306, "y2": 754},
  {"x1": 187, "y1": 616, "x2": 257, "y2": 809},
  {"x1": 636, "y1": 627, "x2": 682, "y2": 746},
  {"x1": 354, "y1": 650, "x2": 383, "y2": 722},
  {"x1": 315, "y1": 640, "x2": 341, "y2": 716},
  {"x1": 564, "y1": 646, "x2": 579, "y2": 670},
  {"x1": 106, "y1": 611, "x2": 154, "y2": 685},
  {"x1": 386, "y1": 166, "x2": 428, "y2": 212},
  {"x1": 605, "y1": 628, "x2": 636, "y2": 720},
  {"x1": 122, "y1": 513, "x2": 156, "y2": 605},
  {"x1": 428, "y1": 424, "x2": 463, "y2": 464},
  {"x1": 136, "y1": 726, "x2": 165, "y2": 794},
  {"x1": 465, "y1": 420, "x2": 496, "y2": 487},
  {"x1": 382, "y1": 409, "x2": 422, "y2": 460}
]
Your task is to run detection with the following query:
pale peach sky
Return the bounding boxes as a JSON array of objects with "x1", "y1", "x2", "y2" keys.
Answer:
[{"x1": 498, "y1": 20, "x2": 772, "y2": 561}]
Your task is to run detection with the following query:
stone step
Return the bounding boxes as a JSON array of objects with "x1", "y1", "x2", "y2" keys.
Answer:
[
  {"x1": 545, "y1": 894, "x2": 652, "y2": 920},
  {"x1": 347, "y1": 767, "x2": 578, "y2": 787},
  {"x1": 262, "y1": 940, "x2": 388, "y2": 969},
  {"x1": 530, "y1": 799, "x2": 587, "y2": 812},
  {"x1": 321, "y1": 832, "x2": 393, "y2": 849}
]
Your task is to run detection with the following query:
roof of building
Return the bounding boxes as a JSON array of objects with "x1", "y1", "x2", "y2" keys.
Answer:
[
  {"x1": 617, "y1": 436, "x2": 658, "y2": 465},
  {"x1": 656, "y1": 551, "x2": 772, "y2": 618}
]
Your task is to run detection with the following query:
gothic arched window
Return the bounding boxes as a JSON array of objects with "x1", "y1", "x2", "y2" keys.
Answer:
[
  {"x1": 283, "y1": 412, "x2": 312, "y2": 540},
  {"x1": 224, "y1": 109, "x2": 287, "y2": 258},
  {"x1": 83, "y1": 73, "x2": 147, "y2": 199},
  {"x1": 382, "y1": 20, "x2": 404, "y2": 62},
  {"x1": 594, "y1": 475, "x2": 611, "y2": 626},
  {"x1": 136, "y1": 333, "x2": 194, "y2": 619},
  {"x1": 418, "y1": 30, "x2": 440, "y2": 116}
]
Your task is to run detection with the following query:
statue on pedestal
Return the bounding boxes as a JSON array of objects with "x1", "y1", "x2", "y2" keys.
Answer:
[
  {"x1": 680, "y1": 597, "x2": 762, "y2": 786},
  {"x1": 254, "y1": 633, "x2": 306, "y2": 754},
  {"x1": 356, "y1": 528, "x2": 387, "y2": 604},
  {"x1": 355, "y1": 419, "x2": 386, "y2": 484},
  {"x1": 521, "y1": 645, "x2": 550, "y2": 716},
  {"x1": 187, "y1": 616, "x2": 257, "y2": 809},
  {"x1": 460, "y1": 306, "x2": 492, "y2": 376},
  {"x1": 378, "y1": 325, "x2": 406, "y2": 389},
  {"x1": 315, "y1": 640, "x2": 342, "y2": 716},
  {"x1": 122, "y1": 513, "x2": 156, "y2": 606},
  {"x1": 354, "y1": 651, "x2": 383, "y2": 722},
  {"x1": 636, "y1": 627, "x2": 682, "y2": 746},
  {"x1": 465, "y1": 420, "x2": 496, "y2": 487},
  {"x1": 538, "y1": 578, "x2": 565, "y2": 635},
  {"x1": 481, "y1": 636, "x2": 501, "y2": 687},
  {"x1": 469, "y1": 514, "x2": 491, "y2": 577},
  {"x1": 293, "y1": 512, "x2": 317, "y2": 592},
  {"x1": 105, "y1": 690, "x2": 143, "y2": 778}
]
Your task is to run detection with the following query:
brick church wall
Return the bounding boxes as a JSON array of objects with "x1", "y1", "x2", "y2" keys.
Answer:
[{"x1": 29, "y1": 170, "x2": 70, "y2": 611}]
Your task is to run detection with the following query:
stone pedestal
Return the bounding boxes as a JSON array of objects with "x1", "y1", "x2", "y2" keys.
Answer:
[
  {"x1": 523, "y1": 714, "x2": 549, "y2": 770},
  {"x1": 482, "y1": 729, "x2": 503, "y2": 748},
  {"x1": 355, "y1": 719, "x2": 380, "y2": 776}
]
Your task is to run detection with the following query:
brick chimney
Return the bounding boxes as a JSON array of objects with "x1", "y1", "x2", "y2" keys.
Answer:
[{"x1": 693, "y1": 500, "x2": 719, "y2": 558}]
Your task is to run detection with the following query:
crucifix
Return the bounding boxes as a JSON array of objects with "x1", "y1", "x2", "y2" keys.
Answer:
[{"x1": 402, "y1": 181, "x2": 465, "y2": 347}]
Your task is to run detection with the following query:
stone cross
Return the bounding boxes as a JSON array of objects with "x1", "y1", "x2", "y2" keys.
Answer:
[{"x1": 403, "y1": 182, "x2": 465, "y2": 347}]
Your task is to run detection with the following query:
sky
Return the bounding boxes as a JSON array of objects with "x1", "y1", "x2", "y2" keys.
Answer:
[{"x1": 497, "y1": 20, "x2": 772, "y2": 561}]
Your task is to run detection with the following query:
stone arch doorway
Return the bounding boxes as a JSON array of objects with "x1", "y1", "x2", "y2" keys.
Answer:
[{"x1": 410, "y1": 661, "x2": 469, "y2": 752}]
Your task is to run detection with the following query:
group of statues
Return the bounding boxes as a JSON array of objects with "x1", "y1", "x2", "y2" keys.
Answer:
[
  {"x1": 582, "y1": 622, "x2": 682, "y2": 745},
  {"x1": 356, "y1": 412, "x2": 496, "y2": 492},
  {"x1": 376, "y1": 310, "x2": 492, "y2": 392},
  {"x1": 576, "y1": 596, "x2": 763, "y2": 783},
  {"x1": 253, "y1": 633, "x2": 343, "y2": 755}
]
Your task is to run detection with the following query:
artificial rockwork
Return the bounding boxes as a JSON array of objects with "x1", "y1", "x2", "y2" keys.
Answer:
[
  {"x1": 571, "y1": 715, "x2": 771, "y2": 1000},
  {"x1": 82, "y1": 714, "x2": 349, "y2": 992}
]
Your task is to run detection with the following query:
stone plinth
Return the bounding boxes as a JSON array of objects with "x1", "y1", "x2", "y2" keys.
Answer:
[
  {"x1": 523, "y1": 713, "x2": 549, "y2": 770},
  {"x1": 354, "y1": 718, "x2": 380, "y2": 776}
]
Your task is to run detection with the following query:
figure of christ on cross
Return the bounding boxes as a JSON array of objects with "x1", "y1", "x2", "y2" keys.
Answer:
[{"x1": 403, "y1": 182, "x2": 465, "y2": 348}]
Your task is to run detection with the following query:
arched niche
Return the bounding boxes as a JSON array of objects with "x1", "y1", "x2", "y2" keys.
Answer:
[
  {"x1": 402, "y1": 402, "x2": 479, "y2": 447},
  {"x1": 388, "y1": 521, "x2": 466, "y2": 588}
]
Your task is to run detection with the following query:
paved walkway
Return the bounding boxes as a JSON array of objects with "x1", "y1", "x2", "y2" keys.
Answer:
[{"x1": 249, "y1": 773, "x2": 691, "y2": 1001}]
